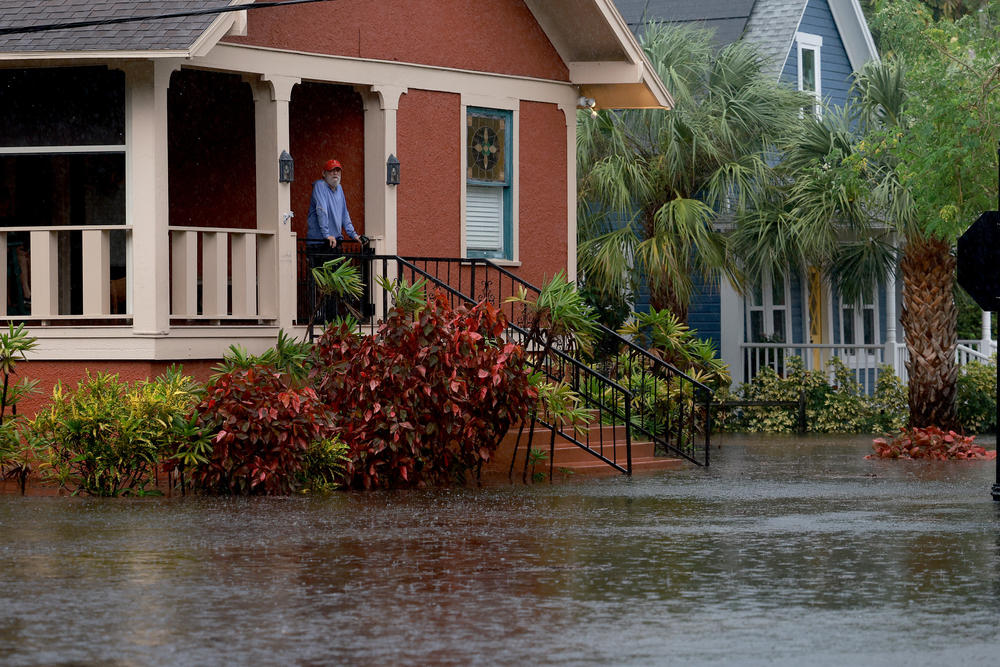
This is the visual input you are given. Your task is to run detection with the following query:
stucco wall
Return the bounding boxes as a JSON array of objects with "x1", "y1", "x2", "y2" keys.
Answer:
[
  {"x1": 225, "y1": 0, "x2": 568, "y2": 82},
  {"x1": 17, "y1": 360, "x2": 218, "y2": 418},
  {"x1": 517, "y1": 100, "x2": 567, "y2": 287},
  {"x1": 397, "y1": 89, "x2": 462, "y2": 258}
]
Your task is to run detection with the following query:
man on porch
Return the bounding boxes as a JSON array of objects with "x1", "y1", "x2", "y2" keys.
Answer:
[{"x1": 307, "y1": 159, "x2": 359, "y2": 249}]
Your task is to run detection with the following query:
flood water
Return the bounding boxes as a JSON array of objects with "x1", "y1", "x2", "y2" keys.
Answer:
[{"x1": 3, "y1": 434, "x2": 1000, "y2": 666}]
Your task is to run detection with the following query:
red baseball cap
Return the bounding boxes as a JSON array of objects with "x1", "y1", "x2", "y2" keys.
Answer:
[{"x1": 323, "y1": 159, "x2": 343, "y2": 172}]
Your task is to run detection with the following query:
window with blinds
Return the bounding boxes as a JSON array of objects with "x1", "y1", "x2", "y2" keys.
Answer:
[{"x1": 465, "y1": 107, "x2": 512, "y2": 259}]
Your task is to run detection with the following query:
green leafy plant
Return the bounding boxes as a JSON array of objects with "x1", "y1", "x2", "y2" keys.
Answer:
[
  {"x1": 956, "y1": 355, "x2": 997, "y2": 434},
  {"x1": 0, "y1": 323, "x2": 38, "y2": 493},
  {"x1": 312, "y1": 256, "x2": 364, "y2": 299},
  {"x1": 212, "y1": 330, "x2": 313, "y2": 385},
  {"x1": 298, "y1": 435, "x2": 350, "y2": 493},
  {"x1": 619, "y1": 308, "x2": 730, "y2": 388},
  {"x1": 313, "y1": 290, "x2": 535, "y2": 489},
  {"x1": 29, "y1": 373, "x2": 158, "y2": 496}
]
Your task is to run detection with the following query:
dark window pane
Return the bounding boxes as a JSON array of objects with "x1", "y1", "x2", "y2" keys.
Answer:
[
  {"x1": 0, "y1": 67, "x2": 125, "y2": 146},
  {"x1": 802, "y1": 49, "x2": 816, "y2": 93},
  {"x1": 842, "y1": 307, "x2": 855, "y2": 345},
  {"x1": 750, "y1": 310, "x2": 764, "y2": 342},
  {"x1": 772, "y1": 310, "x2": 786, "y2": 342},
  {"x1": 771, "y1": 276, "x2": 785, "y2": 306},
  {"x1": 863, "y1": 309, "x2": 875, "y2": 345}
]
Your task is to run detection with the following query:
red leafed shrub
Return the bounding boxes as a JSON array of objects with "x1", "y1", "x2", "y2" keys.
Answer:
[
  {"x1": 186, "y1": 366, "x2": 333, "y2": 494},
  {"x1": 868, "y1": 426, "x2": 997, "y2": 461},
  {"x1": 313, "y1": 292, "x2": 536, "y2": 489}
]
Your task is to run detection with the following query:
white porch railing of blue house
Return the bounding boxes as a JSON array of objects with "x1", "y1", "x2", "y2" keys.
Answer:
[
  {"x1": 744, "y1": 339, "x2": 998, "y2": 392},
  {"x1": 740, "y1": 342, "x2": 887, "y2": 393}
]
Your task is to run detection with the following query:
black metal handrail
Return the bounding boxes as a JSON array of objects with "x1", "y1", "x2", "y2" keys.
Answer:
[
  {"x1": 298, "y1": 247, "x2": 637, "y2": 476},
  {"x1": 395, "y1": 256, "x2": 713, "y2": 466}
]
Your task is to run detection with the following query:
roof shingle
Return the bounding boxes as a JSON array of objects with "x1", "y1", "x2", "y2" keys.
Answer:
[{"x1": 0, "y1": 1, "x2": 232, "y2": 53}]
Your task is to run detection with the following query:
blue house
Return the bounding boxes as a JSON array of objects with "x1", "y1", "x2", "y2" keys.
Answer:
[{"x1": 610, "y1": 0, "x2": 933, "y2": 391}]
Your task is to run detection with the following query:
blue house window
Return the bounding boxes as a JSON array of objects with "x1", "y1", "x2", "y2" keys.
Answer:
[
  {"x1": 796, "y1": 32, "x2": 823, "y2": 116},
  {"x1": 466, "y1": 107, "x2": 512, "y2": 260}
]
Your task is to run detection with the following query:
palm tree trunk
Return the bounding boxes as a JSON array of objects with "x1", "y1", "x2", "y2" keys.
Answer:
[{"x1": 900, "y1": 236, "x2": 958, "y2": 429}]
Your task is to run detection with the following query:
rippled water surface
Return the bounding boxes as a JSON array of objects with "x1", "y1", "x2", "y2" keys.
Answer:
[{"x1": 3, "y1": 434, "x2": 1000, "y2": 666}]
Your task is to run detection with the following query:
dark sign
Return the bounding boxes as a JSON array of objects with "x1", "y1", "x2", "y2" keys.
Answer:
[{"x1": 957, "y1": 211, "x2": 1000, "y2": 311}]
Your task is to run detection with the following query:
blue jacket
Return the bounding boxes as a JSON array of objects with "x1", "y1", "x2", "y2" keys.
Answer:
[{"x1": 306, "y1": 180, "x2": 356, "y2": 240}]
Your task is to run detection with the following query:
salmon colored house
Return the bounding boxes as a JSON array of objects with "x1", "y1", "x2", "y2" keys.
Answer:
[{"x1": 0, "y1": 0, "x2": 669, "y2": 393}]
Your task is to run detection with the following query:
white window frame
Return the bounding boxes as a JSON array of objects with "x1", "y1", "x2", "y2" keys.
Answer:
[
  {"x1": 839, "y1": 289, "x2": 880, "y2": 361},
  {"x1": 746, "y1": 271, "x2": 793, "y2": 343},
  {"x1": 796, "y1": 32, "x2": 823, "y2": 117},
  {"x1": 460, "y1": 97, "x2": 519, "y2": 264}
]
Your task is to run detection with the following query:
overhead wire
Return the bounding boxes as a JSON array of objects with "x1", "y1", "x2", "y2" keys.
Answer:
[{"x1": 0, "y1": 0, "x2": 334, "y2": 37}]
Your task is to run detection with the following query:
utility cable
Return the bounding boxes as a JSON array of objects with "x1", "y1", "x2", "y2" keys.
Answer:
[{"x1": 0, "y1": 0, "x2": 334, "y2": 37}]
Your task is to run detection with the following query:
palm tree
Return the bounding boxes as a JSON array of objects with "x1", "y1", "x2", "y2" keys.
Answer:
[
  {"x1": 732, "y1": 58, "x2": 961, "y2": 429},
  {"x1": 577, "y1": 22, "x2": 808, "y2": 320}
]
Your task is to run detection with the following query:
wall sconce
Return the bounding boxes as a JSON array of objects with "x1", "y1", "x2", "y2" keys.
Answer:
[
  {"x1": 278, "y1": 150, "x2": 294, "y2": 183},
  {"x1": 386, "y1": 153, "x2": 400, "y2": 186}
]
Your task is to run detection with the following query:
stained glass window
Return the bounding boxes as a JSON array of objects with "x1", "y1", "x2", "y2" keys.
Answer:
[{"x1": 467, "y1": 113, "x2": 506, "y2": 183}]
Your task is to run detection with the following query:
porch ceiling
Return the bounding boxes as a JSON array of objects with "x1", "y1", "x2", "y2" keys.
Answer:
[{"x1": 524, "y1": 0, "x2": 672, "y2": 110}]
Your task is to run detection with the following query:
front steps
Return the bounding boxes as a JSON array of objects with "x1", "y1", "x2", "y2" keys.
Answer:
[{"x1": 481, "y1": 421, "x2": 685, "y2": 482}]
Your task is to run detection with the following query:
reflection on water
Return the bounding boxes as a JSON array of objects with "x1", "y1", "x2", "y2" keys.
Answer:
[{"x1": 2, "y1": 434, "x2": 1000, "y2": 665}]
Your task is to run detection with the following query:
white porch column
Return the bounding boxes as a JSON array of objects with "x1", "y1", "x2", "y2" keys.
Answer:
[
  {"x1": 885, "y1": 238, "x2": 899, "y2": 373},
  {"x1": 362, "y1": 85, "x2": 405, "y2": 256},
  {"x1": 252, "y1": 74, "x2": 299, "y2": 328},
  {"x1": 559, "y1": 100, "x2": 578, "y2": 282},
  {"x1": 981, "y1": 310, "x2": 992, "y2": 354},
  {"x1": 720, "y1": 277, "x2": 743, "y2": 388},
  {"x1": 125, "y1": 60, "x2": 176, "y2": 335}
]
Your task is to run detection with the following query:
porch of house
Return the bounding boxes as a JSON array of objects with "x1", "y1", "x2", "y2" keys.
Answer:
[{"x1": 0, "y1": 64, "x2": 413, "y2": 361}]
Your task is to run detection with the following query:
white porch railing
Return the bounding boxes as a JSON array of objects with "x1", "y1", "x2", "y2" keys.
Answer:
[
  {"x1": 745, "y1": 339, "x2": 998, "y2": 391},
  {"x1": 740, "y1": 342, "x2": 887, "y2": 394},
  {"x1": 0, "y1": 225, "x2": 132, "y2": 319},
  {"x1": 169, "y1": 226, "x2": 278, "y2": 320}
]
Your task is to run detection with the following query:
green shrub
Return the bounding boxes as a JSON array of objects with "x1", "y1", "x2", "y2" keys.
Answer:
[
  {"x1": 299, "y1": 436, "x2": 350, "y2": 492},
  {"x1": 28, "y1": 370, "x2": 202, "y2": 496},
  {"x1": 956, "y1": 355, "x2": 996, "y2": 434},
  {"x1": 721, "y1": 357, "x2": 908, "y2": 434}
]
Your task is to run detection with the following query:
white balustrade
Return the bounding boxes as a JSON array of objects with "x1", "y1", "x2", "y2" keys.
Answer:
[
  {"x1": 0, "y1": 226, "x2": 131, "y2": 319},
  {"x1": 168, "y1": 226, "x2": 277, "y2": 320},
  {"x1": 740, "y1": 342, "x2": 887, "y2": 394}
]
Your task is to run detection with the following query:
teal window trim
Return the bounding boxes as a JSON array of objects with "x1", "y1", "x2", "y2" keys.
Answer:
[{"x1": 466, "y1": 107, "x2": 512, "y2": 260}]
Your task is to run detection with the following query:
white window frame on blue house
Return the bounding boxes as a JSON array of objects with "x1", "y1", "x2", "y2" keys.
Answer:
[
  {"x1": 839, "y1": 288, "x2": 880, "y2": 363},
  {"x1": 746, "y1": 271, "x2": 793, "y2": 344},
  {"x1": 464, "y1": 106, "x2": 514, "y2": 261},
  {"x1": 796, "y1": 32, "x2": 823, "y2": 116}
]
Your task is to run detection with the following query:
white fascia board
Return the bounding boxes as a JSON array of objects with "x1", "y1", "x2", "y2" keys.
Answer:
[
  {"x1": 568, "y1": 61, "x2": 641, "y2": 84},
  {"x1": 0, "y1": 50, "x2": 189, "y2": 61},
  {"x1": 189, "y1": 0, "x2": 254, "y2": 57},
  {"x1": 828, "y1": 0, "x2": 880, "y2": 70}
]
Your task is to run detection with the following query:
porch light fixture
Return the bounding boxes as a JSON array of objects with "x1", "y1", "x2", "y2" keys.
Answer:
[
  {"x1": 278, "y1": 150, "x2": 294, "y2": 183},
  {"x1": 386, "y1": 154, "x2": 400, "y2": 186}
]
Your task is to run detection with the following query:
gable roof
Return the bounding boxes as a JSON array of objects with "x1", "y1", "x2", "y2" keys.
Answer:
[
  {"x1": 615, "y1": 0, "x2": 878, "y2": 80},
  {"x1": 617, "y1": 0, "x2": 756, "y2": 46},
  {"x1": 0, "y1": 0, "x2": 671, "y2": 109},
  {"x1": 0, "y1": 1, "x2": 244, "y2": 56}
]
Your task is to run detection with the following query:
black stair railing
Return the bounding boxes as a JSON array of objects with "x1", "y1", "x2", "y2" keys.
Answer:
[
  {"x1": 298, "y1": 246, "x2": 713, "y2": 470},
  {"x1": 397, "y1": 257, "x2": 713, "y2": 467}
]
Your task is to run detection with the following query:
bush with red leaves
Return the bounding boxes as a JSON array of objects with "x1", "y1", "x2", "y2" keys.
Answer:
[
  {"x1": 312, "y1": 292, "x2": 535, "y2": 489},
  {"x1": 868, "y1": 426, "x2": 997, "y2": 460},
  {"x1": 188, "y1": 366, "x2": 334, "y2": 494}
]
